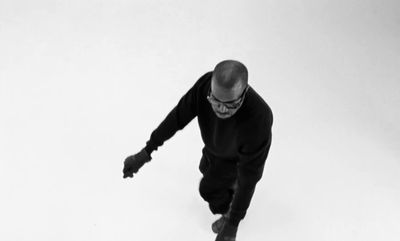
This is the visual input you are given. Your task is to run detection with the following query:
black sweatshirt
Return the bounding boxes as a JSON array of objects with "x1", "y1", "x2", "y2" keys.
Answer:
[{"x1": 144, "y1": 71, "x2": 273, "y2": 226}]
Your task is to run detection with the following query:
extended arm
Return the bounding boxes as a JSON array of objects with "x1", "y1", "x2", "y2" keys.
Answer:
[{"x1": 144, "y1": 72, "x2": 210, "y2": 157}]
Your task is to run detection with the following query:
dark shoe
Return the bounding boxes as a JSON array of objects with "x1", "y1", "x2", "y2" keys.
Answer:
[
  {"x1": 212, "y1": 213, "x2": 230, "y2": 234},
  {"x1": 215, "y1": 222, "x2": 237, "y2": 241}
]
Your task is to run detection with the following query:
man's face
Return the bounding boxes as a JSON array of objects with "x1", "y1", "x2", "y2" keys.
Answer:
[{"x1": 207, "y1": 77, "x2": 248, "y2": 119}]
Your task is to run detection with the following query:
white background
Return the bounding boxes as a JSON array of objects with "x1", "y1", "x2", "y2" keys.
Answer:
[{"x1": 1, "y1": 0, "x2": 399, "y2": 240}]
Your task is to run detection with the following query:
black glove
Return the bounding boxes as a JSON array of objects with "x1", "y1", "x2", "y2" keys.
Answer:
[
  {"x1": 215, "y1": 222, "x2": 238, "y2": 241},
  {"x1": 123, "y1": 148, "x2": 151, "y2": 178}
]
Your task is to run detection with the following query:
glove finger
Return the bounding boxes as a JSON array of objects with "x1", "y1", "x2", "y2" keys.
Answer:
[
  {"x1": 123, "y1": 165, "x2": 133, "y2": 176},
  {"x1": 123, "y1": 165, "x2": 129, "y2": 173},
  {"x1": 123, "y1": 167, "x2": 134, "y2": 177},
  {"x1": 123, "y1": 172, "x2": 133, "y2": 178}
]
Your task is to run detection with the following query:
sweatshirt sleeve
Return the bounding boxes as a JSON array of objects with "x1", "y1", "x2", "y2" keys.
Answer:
[
  {"x1": 228, "y1": 115, "x2": 273, "y2": 226},
  {"x1": 144, "y1": 73, "x2": 209, "y2": 158}
]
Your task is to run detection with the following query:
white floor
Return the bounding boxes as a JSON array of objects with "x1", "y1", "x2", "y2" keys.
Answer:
[{"x1": 1, "y1": 1, "x2": 399, "y2": 241}]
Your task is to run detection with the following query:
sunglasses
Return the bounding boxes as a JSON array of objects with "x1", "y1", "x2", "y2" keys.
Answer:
[{"x1": 207, "y1": 85, "x2": 249, "y2": 109}]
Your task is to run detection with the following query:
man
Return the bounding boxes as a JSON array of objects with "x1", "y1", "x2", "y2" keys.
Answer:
[{"x1": 123, "y1": 60, "x2": 273, "y2": 241}]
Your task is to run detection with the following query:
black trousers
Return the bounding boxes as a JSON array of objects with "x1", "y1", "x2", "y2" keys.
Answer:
[{"x1": 198, "y1": 154, "x2": 238, "y2": 215}]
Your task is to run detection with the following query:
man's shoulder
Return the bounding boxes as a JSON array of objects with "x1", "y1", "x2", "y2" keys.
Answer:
[
  {"x1": 241, "y1": 86, "x2": 273, "y2": 127},
  {"x1": 189, "y1": 71, "x2": 212, "y2": 94},
  {"x1": 196, "y1": 71, "x2": 213, "y2": 84}
]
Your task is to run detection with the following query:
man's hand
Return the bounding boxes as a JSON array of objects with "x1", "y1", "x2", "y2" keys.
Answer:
[
  {"x1": 123, "y1": 148, "x2": 151, "y2": 178},
  {"x1": 215, "y1": 222, "x2": 238, "y2": 241}
]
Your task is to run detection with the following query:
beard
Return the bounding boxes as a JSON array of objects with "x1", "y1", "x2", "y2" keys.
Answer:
[
  {"x1": 213, "y1": 108, "x2": 239, "y2": 119},
  {"x1": 215, "y1": 112, "x2": 231, "y2": 119}
]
